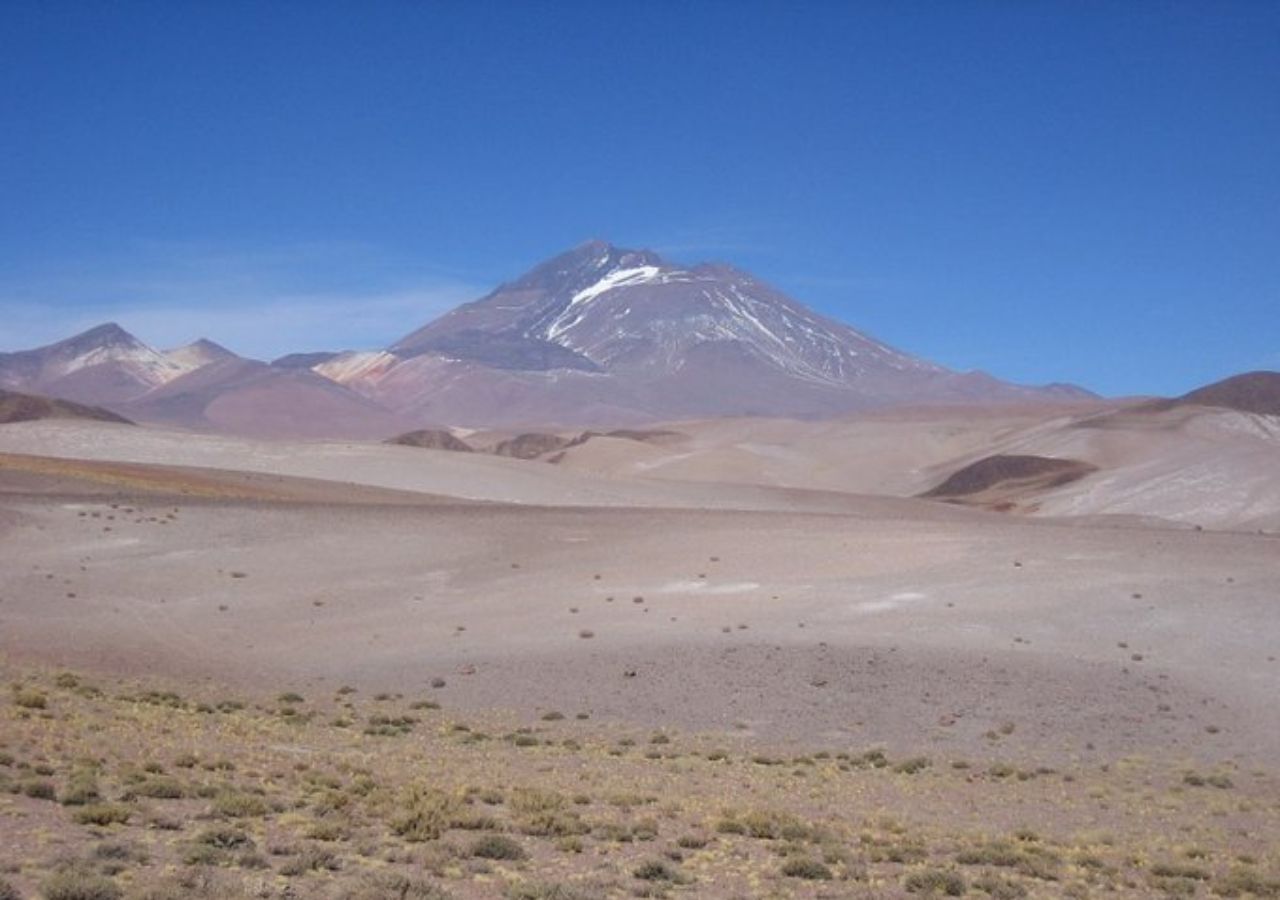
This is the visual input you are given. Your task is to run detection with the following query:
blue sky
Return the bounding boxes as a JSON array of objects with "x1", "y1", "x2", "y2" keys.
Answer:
[{"x1": 2, "y1": 1, "x2": 1277, "y2": 396}]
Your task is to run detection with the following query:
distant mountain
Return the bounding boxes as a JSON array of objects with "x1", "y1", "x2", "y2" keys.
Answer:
[
  {"x1": 324, "y1": 240, "x2": 1092, "y2": 425},
  {"x1": 164, "y1": 338, "x2": 239, "y2": 373},
  {"x1": 271, "y1": 351, "x2": 341, "y2": 370},
  {"x1": 393, "y1": 242, "x2": 937, "y2": 382},
  {"x1": 0, "y1": 388, "x2": 134, "y2": 425},
  {"x1": 0, "y1": 325, "x2": 404, "y2": 438},
  {"x1": 0, "y1": 323, "x2": 188, "y2": 405},
  {"x1": 1, "y1": 241, "x2": 1097, "y2": 434},
  {"x1": 119, "y1": 356, "x2": 405, "y2": 440}
]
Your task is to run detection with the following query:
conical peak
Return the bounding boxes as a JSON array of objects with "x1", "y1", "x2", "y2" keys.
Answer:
[{"x1": 508, "y1": 240, "x2": 664, "y2": 293}]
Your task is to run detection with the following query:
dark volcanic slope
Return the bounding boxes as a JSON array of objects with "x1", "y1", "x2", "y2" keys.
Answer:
[
  {"x1": 923, "y1": 454, "x2": 1098, "y2": 498},
  {"x1": 0, "y1": 389, "x2": 134, "y2": 425},
  {"x1": 393, "y1": 241, "x2": 943, "y2": 386},
  {"x1": 387, "y1": 429, "x2": 474, "y2": 452},
  {"x1": 1175, "y1": 371, "x2": 1280, "y2": 416},
  {"x1": 492, "y1": 432, "x2": 577, "y2": 460}
]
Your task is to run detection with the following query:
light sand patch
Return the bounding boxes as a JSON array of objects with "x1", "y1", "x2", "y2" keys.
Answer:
[
  {"x1": 854, "y1": 590, "x2": 928, "y2": 613},
  {"x1": 658, "y1": 580, "x2": 761, "y2": 594}
]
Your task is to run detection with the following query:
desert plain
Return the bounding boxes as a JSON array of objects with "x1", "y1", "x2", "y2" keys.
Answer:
[{"x1": 1, "y1": 408, "x2": 1278, "y2": 899}]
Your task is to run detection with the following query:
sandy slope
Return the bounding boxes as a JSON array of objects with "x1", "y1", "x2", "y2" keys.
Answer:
[
  {"x1": 552, "y1": 405, "x2": 1280, "y2": 529},
  {"x1": 1, "y1": 463, "x2": 1276, "y2": 768},
  {"x1": 5, "y1": 403, "x2": 1278, "y2": 529},
  {"x1": 0, "y1": 420, "x2": 972, "y2": 515},
  {"x1": 1, "y1": 415, "x2": 1277, "y2": 772}
]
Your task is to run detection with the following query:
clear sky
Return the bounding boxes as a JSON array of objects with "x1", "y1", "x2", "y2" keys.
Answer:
[{"x1": 3, "y1": 1, "x2": 1277, "y2": 396}]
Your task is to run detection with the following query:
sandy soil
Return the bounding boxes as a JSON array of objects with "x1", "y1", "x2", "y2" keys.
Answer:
[
  {"x1": 2, "y1": 419, "x2": 1279, "y2": 897},
  {"x1": 2, "y1": 455, "x2": 1276, "y2": 768},
  {"x1": 5, "y1": 404, "x2": 1279, "y2": 529},
  {"x1": 551, "y1": 405, "x2": 1280, "y2": 530},
  {"x1": 0, "y1": 420, "x2": 942, "y2": 515}
]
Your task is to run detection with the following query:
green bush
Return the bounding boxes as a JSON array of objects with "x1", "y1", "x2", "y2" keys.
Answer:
[
  {"x1": 781, "y1": 858, "x2": 833, "y2": 880},
  {"x1": 40, "y1": 869, "x2": 122, "y2": 900},
  {"x1": 13, "y1": 689, "x2": 47, "y2": 710},
  {"x1": 956, "y1": 843, "x2": 1022, "y2": 868},
  {"x1": 893, "y1": 756, "x2": 932, "y2": 774},
  {"x1": 504, "y1": 884, "x2": 598, "y2": 900},
  {"x1": 905, "y1": 868, "x2": 966, "y2": 895},
  {"x1": 279, "y1": 846, "x2": 341, "y2": 875},
  {"x1": 72, "y1": 803, "x2": 131, "y2": 826},
  {"x1": 1151, "y1": 863, "x2": 1211, "y2": 881},
  {"x1": 212, "y1": 790, "x2": 269, "y2": 818},
  {"x1": 180, "y1": 844, "x2": 225, "y2": 867},
  {"x1": 60, "y1": 774, "x2": 101, "y2": 806},
  {"x1": 193, "y1": 825, "x2": 253, "y2": 849},
  {"x1": 392, "y1": 787, "x2": 466, "y2": 841},
  {"x1": 131, "y1": 776, "x2": 185, "y2": 799},
  {"x1": 1212, "y1": 867, "x2": 1280, "y2": 898},
  {"x1": 341, "y1": 876, "x2": 454, "y2": 899},
  {"x1": 633, "y1": 859, "x2": 683, "y2": 882},
  {"x1": 470, "y1": 834, "x2": 526, "y2": 860},
  {"x1": 20, "y1": 779, "x2": 56, "y2": 800}
]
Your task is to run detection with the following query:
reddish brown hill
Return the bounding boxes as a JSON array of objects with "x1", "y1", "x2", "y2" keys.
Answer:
[
  {"x1": 0, "y1": 389, "x2": 134, "y2": 425},
  {"x1": 121, "y1": 358, "x2": 404, "y2": 439},
  {"x1": 923, "y1": 454, "x2": 1097, "y2": 499},
  {"x1": 1174, "y1": 371, "x2": 1280, "y2": 416},
  {"x1": 387, "y1": 429, "x2": 474, "y2": 452},
  {"x1": 492, "y1": 432, "x2": 577, "y2": 460}
]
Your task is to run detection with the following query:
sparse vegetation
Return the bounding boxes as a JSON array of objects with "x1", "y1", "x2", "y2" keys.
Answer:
[
  {"x1": 0, "y1": 665, "x2": 1273, "y2": 899},
  {"x1": 504, "y1": 883, "x2": 597, "y2": 900},
  {"x1": 72, "y1": 803, "x2": 131, "y2": 826},
  {"x1": 211, "y1": 790, "x2": 270, "y2": 818},
  {"x1": 633, "y1": 858, "x2": 683, "y2": 882},
  {"x1": 60, "y1": 772, "x2": 101, "y2": 806},
  {"x1": 905, "y1": 867, "x2": 966, "y2": 895},
  {"x1": 781, "y1": 857, "x2": 833, "y2": 879},
  {"x1": 40, "y1": 868, "x2": 123, "y2": 900},
  {"x1": 469, "y1": 834, "x2": 526, "y2": 860},
  {"x1": 392, "y1": 787, "x2": 467, "y2": 841},
  {"x1": 20, "y1": 778, "x2": 56, "y2": 800},
  {"x1": 12, "y1": 689, "x2": 46, "y2": 710}
]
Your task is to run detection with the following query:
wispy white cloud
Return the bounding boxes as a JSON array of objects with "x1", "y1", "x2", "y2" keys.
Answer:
[
  {"x1": 0, "y1": 290, "x2": 473, "y2": 359},
  {"x1": 631, "y1": 222, "x2": 777, "y2": 264},
  {"x1": 0, "y1": 240, "x2": 484, "y2": 358},
  {"x1": 780, "y1": 273, "x2": 906, "y2": 293}
]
